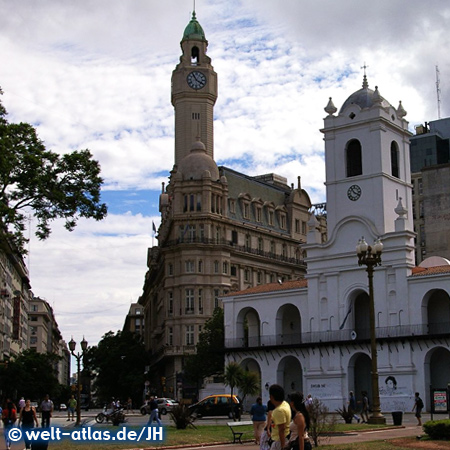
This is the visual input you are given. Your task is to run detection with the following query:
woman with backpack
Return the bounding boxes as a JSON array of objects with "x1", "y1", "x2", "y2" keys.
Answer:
[{"x1": 2, "y1": 400, "x2": 17, "y2": 450}]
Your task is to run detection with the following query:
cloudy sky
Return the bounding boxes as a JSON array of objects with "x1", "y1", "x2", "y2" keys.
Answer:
[{"x1": 1, "y1": 0, "x2": 449, "y2": 348}]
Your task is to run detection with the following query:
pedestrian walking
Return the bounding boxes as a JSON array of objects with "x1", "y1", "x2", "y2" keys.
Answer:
[
  {"x1": 250, "y1": 397, "x2": 267, "y2": 444},
  {"x1": 348, "y1": 391, "x2": 360, "y2": 423},
  {"x1": 67, "y1": 395, "x2": 77, "y2": 421},
  {"x1": 146, "y1": 396, "x2": 162, "y2": 426},
  {"x1": 19, "y1": 399, "x2": 39, "y2": 450},
  {"x1": 286, "y1": 392, "x2": 311, "y2": 450},
  {"x1": 2, "y1": 400, "x2": 17, "y2": 450},
  {"x1": 360, "y1": 391, "x2": 369, "y2": 423},
  {"x1": 412, "y1": 392, "x2": 424, "y2": 426},
  {"x1": 40, "y1": 394, "x2": 54, "y2": 428},
  {"x1": 127, "y1": 397, "x2": 133, "y2": 413},
  {"x1": 268, "y1": 384, "x2": 291, "y2": 450}
]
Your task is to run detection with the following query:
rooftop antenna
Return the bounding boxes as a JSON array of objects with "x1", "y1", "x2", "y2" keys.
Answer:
[{"x1": 436, "y1": 65, "x2": 441, "y2": 119}]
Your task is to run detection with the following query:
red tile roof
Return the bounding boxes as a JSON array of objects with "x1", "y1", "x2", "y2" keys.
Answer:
[
  {"x1": 410, "y1": 265, "x2": 450, "y2": 277},
  {"x1": 225, "y1": 279, "x2": 308, "y2": 297}
]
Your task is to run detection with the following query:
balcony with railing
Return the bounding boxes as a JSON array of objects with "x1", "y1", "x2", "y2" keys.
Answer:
[
  {"x1": 162, "y1": 237, "x2": 304, "y2": 266},
  {"x1": 225, "y1": 322, "x2": 450, "y2": 350}
]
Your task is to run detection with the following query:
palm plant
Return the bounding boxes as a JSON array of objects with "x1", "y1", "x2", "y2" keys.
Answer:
[{"x1": 224, "y1": 362, "x2": 244, "y2": 420}]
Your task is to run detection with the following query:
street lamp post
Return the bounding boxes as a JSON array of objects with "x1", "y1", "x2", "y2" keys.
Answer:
[
  {"x1": 356, "y1": 237, "x2": 386, "y2": 425},
  {"x1": 69, "y1": 337, "x2": 88, "y2": 426}
]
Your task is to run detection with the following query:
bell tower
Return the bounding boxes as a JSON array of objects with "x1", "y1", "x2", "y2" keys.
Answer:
[
  {"x1": 321, "y1": 76, "x2": 413, "y2": 237},
  {"x1": 171, "y1": 11, "x2": 218, "y2": 166}
]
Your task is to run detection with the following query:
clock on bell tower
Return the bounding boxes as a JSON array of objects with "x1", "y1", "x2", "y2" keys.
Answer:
[{"x1": 171, "y1": 11, "x2": 218, "y2": 166}]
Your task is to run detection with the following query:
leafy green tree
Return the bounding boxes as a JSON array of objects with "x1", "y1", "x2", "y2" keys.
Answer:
[
  {"x1": 0, "y1": 88, "x2": 107, "y2": 253},
  {"x1": 0, "y1": 350, "x2": 61, "y2": 401},
  {"x1": 224, "y1": 362, "x2": 244, "y2": 420},
  {"x1": 238, "y1": 370, "x2": 260, "y2": 405},
  {"x1": 184, "y1": 307, "x2": 225, "y2": 384},
  {"x1": 83, "y1": 331, "x2": 149, "y2": 406}
]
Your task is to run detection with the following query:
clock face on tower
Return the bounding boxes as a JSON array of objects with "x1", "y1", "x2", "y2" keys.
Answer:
[
  {"x1": 187, "y1": 71, "x2": 207, "y2": 90},
  {"x1": 347, "y1": 184, "x2": 362, "y2": 201}
]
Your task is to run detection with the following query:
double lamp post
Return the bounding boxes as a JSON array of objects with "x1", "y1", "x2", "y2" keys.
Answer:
[
  {"x1": 69, "y1": 337, "x2": 88, "y2": 426},
  {"x1": 356, "y1": 237, "x2": 386, "y2": 425}
]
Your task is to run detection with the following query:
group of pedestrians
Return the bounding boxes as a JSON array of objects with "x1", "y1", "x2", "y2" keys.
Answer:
[
  {"x1": 251, "y1": 384, "x2": 312, "y2": 450},
  {"x1": 1, "y1": 395, "x2": 53, "y2": 450}
]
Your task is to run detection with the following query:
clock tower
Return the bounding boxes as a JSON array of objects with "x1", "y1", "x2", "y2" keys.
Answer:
[
  {"x1": 321, "y1": 75, "x2": 413, "y2": 237},
  {"x1": 171, "y1": 11, "x2": 218, "y2": 166}
]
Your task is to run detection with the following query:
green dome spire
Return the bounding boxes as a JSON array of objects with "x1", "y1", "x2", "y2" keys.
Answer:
[{"x1": 182, "y1": 11, "x2": 206, "y2": 41}]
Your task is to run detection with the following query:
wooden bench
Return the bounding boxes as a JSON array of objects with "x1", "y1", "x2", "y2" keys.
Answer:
[{"x1": 227, "y1": 421, "x2": 254, "y2": 444}]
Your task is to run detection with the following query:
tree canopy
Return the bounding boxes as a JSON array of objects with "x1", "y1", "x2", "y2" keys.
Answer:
[
  {"x1": 83, "y1": 331, "x2": 149, "y2": 405},
  {"x1": 0, "y1": 88, "x2": 107, "y2": 253},
  {"x1": 0, "y1": 349, "x2": 62, "y2": 402},
  {"x1": 184, "y1": 307, "x2": 225, "y2": 384}
]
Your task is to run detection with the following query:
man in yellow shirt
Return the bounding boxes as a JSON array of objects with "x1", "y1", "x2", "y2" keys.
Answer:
[{"x1": 269, "y1": 384, "x2": 291, "y2": 450}]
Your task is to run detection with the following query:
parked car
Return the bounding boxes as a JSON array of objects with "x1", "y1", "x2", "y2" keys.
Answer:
[
  {"x1": 140, "y1": 398, "x2": 179, "y2": 415},
  {"x1": 188, "y1": 394, "x2": 242, "y2": 419},
  {"x1": 157, "y1": 398, "x2": 179, "y2": 415},
  {"x1": 59, "y1": 403, "x2": 67, "y2": 411}
]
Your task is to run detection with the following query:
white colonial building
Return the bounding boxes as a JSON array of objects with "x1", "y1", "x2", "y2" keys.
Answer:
[{"x1": 223, "y1": 76, "x2": 450, "y2": 413}]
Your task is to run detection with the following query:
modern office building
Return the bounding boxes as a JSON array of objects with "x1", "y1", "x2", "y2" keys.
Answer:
[{"x1": 410, "y1": 118, "x2": 450, "y2": 264}]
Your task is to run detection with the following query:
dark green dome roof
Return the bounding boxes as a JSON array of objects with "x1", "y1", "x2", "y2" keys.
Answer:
[{"x1": 182, "y1": 11, "x2": 206, "y2": 41}]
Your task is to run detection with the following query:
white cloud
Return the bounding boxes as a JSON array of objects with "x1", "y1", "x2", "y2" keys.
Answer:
[{"x1": 1, "y1": 0, "x2": 449, "y2": 344}]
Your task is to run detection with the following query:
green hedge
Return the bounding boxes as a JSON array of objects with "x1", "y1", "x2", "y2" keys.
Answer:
[{"x1": 423, "y1": 419, "x2": 450, "y2": 440}]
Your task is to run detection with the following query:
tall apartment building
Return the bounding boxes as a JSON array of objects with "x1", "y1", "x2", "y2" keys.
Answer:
[
  {"x1": 122, "y1": 303, "x2": 144, "y2": 337},
  {"x1": 0, "y1": 239, "x2": 31, "y2": 360},
  {"x1": 29, "y1": 297, "x2": 70, "y2": 385},
  {"x1": 139, "y1": 12, "x2": 323, "y2": 397},
  {"x1": 410, "y1": 118, "x2": 450, "y2": 264}
]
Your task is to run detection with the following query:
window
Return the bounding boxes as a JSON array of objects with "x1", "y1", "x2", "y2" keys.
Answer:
[
  {"x1": 214, "y1": 289, "x2": 220, "y2": 309},
  {"x1": 223, "y1": 262, "x2": 228, "y2": 274},
  {"x1": 232, "y1": 230, "x2": 238, "y2": 244},
  {"x1": 168, "y1": 292, "x2": 173, "y2": 315},
  {"x1": 30, "y1": 336, "x2": 37, "y2": 345},
  {"x1": 244, "y1": 269, "x2": 250, "y2": 282},
  {"x1": 168, "y1": 263, "x2": 173, "y2": 276},
  {"x1": 302, "y1": 221, "x2": 307, "y2": 234},
  {"x1": 280, "y1": 214, "x2": 286, "y2": 229},
  {"x1": 198, "y1": 260, "x2": 203, "y2": 273},
  {"x1": 268, "y1": 210, "x2": 274, "y2": 226},
  {"x1": 214, "y1": 260, "x2": 219, "y2": 273},
  {"x1": 31, "y1": 305, "x2": 38, "y2": 312},
  {"x1": 185, "y1": 260, "x2": 195, "y2": 273},
  {"x1": 270, "y1": 241, "x2": 275, "y2": 254},
  {"x1": 257, "y1": 272, "x2": 262, "y2": 284},
  {"x1": 391, "y1": 141, "x2": 399, "y2": 178},
  {"x1": 282, "y1": 244, "x2": 287, "y2": 258},
  {"x1": 245, "y1": 234, "x2": 251, "y2": 250},
  {"x1": 197, "y1": 194, "x2": 202, "y2": 212},
  {"x1": 243, "y1": 203, "x2": 250, "y2": 219},
  {"x1": 295, "y1": 219, "x2": 300, "y2": 233},
  {"x1": 186, "y1": 325, "x2": 194, "y2": 345},
  {"x1": 256, "y1": 208, "x2": 262, "y2": 222},
  {"x1": 230, "y1": 200, "x2": 236, "y2": 214},
  {"x1": 185, "y1": 289, "x2": 194, "y2": 313},
  {"x1": 135, "y1": 309, "x2": 142, "y2": 315},
  {"x1": 198, "y1": 289, "x2": 203, "y2": 313},
  {"x1": 258, "y1": 238, "x2": 264, "y2": 254},
  {"x1": 168, "y1": 327, "x2": 173, "y2": 346},
  {"x1": 231, "y1": 265, "x2": 237, "y2": 276},
  {"x1": 346, "y1": 139, "x2": 362, "y2": 177}
]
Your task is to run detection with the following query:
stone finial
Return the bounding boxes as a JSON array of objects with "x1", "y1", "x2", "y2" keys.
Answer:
[
  {"x1": 324, "y1": 97, "x2": 337, "y2": 116},
  {"x1": 397, "y1": 101, "x2": 407, "y2": 118},
  {"x1": 373, "y1": 86, "x2": 382, "y2": 104}
]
